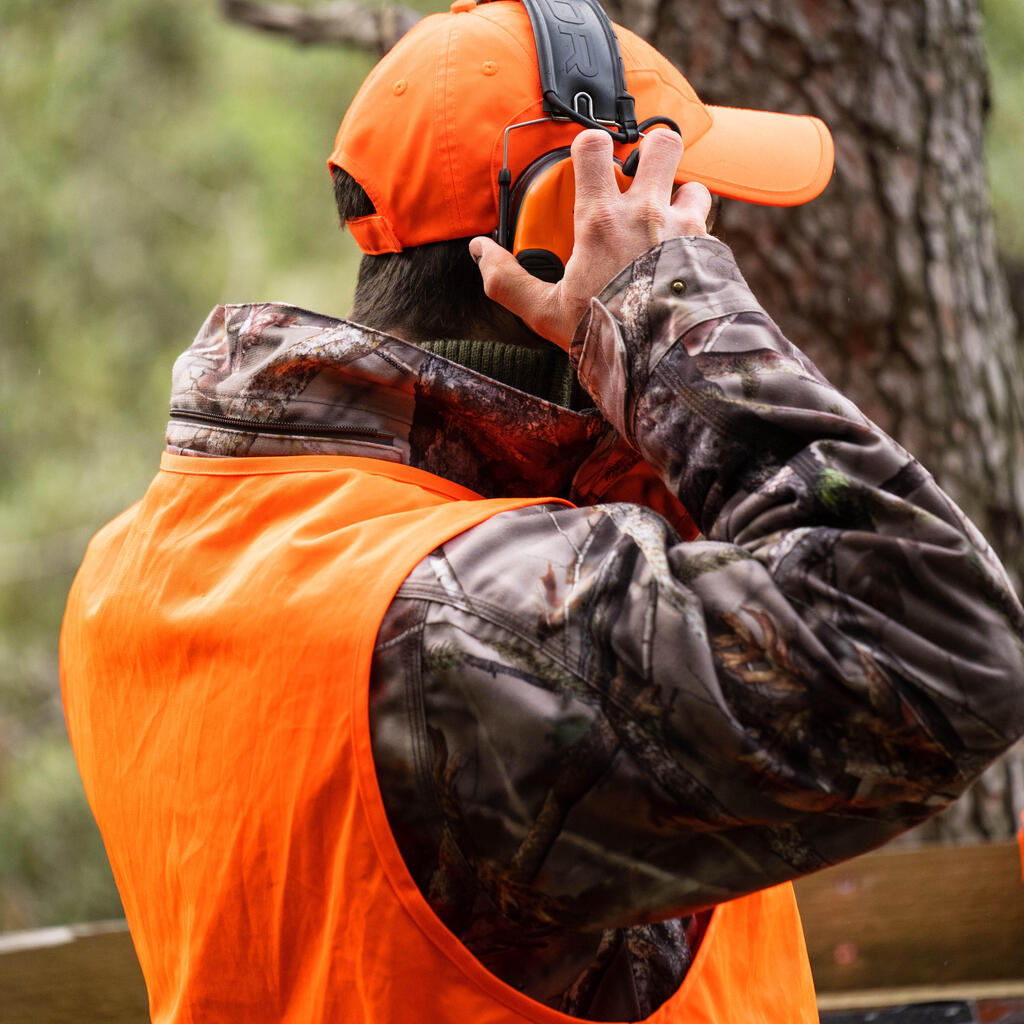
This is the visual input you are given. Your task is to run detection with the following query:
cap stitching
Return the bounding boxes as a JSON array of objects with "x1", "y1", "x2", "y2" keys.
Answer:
[
  {"x1": 347, "y1": 213, "x2": 403, "y2": 254},
  {"x1": 432, "y1": 26, "x2": 460, "y2": 237},
  {"x1": 474, "y1": 6, "x2": 541, "y2": 63},
  {"x1": 445, "y1": 26, "x2": 465, "y2": 230},
  {"x1": 334, "y1": 152, "x2": 403, "y2": 249}
]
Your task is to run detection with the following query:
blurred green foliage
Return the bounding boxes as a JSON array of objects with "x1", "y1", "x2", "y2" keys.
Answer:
[
  {"x1": 0, "y1": 0, "x2": 370, "y2": 930},
  {"x1": 985, "y1": 0, "x2": 1024, "y2": 260},
  {"x1": 0, "y1": 0, "x2": 1021, "y2": 932}
]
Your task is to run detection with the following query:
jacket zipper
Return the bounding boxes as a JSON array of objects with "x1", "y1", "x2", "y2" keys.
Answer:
[{"x1": 169, "y1": 407, "x2": 393, "y2": 443}]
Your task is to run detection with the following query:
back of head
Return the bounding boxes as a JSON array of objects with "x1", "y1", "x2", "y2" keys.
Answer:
[
  {"x1": 329, "y1": 0, "x2": 834, "y2": 345},
  {"x1": 332, "y1": 166, "x2": 504, "y2": 343}
]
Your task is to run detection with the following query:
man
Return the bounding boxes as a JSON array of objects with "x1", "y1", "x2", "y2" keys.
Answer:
[{"x1": 61, "y1": 1, "x2": 1024, "y2": 1022}]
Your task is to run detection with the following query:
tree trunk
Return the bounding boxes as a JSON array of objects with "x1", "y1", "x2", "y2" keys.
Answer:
[{"x1": 604, "y1": 0, "x2": 1024, "y2": 841}]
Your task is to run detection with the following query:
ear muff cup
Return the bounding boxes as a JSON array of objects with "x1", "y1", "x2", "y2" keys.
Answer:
[
  {"x1": 508, "y1": 147, "x2": 632, "y2": 281},
  {"x1": 508, "y1": 148, "x2": 572, "y2": 282}
]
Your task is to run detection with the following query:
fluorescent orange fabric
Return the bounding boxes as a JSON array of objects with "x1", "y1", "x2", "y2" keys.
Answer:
[
  {"x1": 61, "y1": 452, "x2": 818, "y2": 1024},
  {"x1": 346, "y1": 213, "x2": 404, "y2": 255},
  {"x1": 328, "y1": 0, "x2": 834, "y2": 255}
]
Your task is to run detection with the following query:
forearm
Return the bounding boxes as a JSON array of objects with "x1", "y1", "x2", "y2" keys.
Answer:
[
  {"x1": 373, "y1": 238, "x2": 1024, "y2": 934},
  {"x1": 573, "y1": 236, "x2": 1024, "y2": 762}
]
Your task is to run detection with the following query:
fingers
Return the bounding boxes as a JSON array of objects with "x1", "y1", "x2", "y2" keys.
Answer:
[
  {"x1": 669, "y1": 180, "x2": 713, "y2": 236},
  {"x1": 469, "y1": 237, "x2": 561, "y2": 342},
  {"x1": 628, "y1": 128, "x2": 684, "y2": 199},
  {"x1": 625, "y1": 130, "x2": 711, "y2": 237},
  {"x1": 570, "y1": 130, "x2": 619, "y2": 208}
]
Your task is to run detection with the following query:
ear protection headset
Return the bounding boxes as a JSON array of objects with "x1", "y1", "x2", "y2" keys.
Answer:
[{"x1": 487, "y1": 0, "x2": 681, "y2": 282}]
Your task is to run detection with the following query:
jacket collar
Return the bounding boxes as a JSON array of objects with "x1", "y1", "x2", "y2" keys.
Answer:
[
  {"x1": 167, "y1": 302, "x2": 697, "y2": 536},
  {"x1": 167, "y1": 303, "x2": 611, "y2": 501}
]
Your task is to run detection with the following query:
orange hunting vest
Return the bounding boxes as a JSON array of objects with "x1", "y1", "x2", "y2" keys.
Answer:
[{"x1": 61, "y1": 452, "x2": 819, "y2": 1024}]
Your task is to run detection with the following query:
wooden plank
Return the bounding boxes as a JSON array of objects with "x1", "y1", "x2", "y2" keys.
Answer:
[
  {"x1": 794, "y1": 840, "x2": 1024, "y2": 992},
  {"x1": 821, "y1": 1000, "x2": 1024, "y2": 1023},
  {"x1": 0, "y1": 925, "x2": 147, "y2": 1024},
  {"x1": 818, "y1": 982, "x2": 1024, "y2": 1011}
]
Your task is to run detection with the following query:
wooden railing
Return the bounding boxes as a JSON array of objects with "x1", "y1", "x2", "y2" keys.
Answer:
[
  {"x1": 794, "y1": 838, "x2": 1024, "y2": 1020},
  {"x1": 2, "y1": 840, "x2": 1023, "y2": 1023}
]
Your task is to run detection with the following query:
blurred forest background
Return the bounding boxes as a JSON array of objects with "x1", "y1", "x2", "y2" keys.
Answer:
[{"x1": 1, "y1": 0, "x2": 1023, "y2": 933}]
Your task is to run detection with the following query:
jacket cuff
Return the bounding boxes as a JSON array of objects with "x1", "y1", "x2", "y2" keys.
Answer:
[{"x1": 570, "y1": 237, "x2": 766, "y2": 442}]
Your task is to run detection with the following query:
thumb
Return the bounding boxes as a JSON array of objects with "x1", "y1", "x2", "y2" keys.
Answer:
[{"x1": 469, "y1": 237, "x2": 559, "y2": 342}]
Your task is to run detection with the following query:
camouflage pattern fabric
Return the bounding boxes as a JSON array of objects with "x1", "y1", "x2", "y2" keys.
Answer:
[{"x1": 168, "y1": 237, "x2": 1024, "y2": 1022}]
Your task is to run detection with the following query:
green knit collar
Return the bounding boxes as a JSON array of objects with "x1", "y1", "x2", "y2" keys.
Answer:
[{"x1": 413, "y1": 337, "x2": 584, "y2": 410}]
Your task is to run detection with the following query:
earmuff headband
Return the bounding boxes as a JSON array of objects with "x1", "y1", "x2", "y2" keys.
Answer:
[{"x1": 483, "y1": 0, "x2": 639, "y2": 142}]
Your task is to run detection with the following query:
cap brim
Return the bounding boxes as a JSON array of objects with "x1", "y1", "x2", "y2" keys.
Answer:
[{"x1": 676, "y1": 105, "x2": 835, "y2": 207}]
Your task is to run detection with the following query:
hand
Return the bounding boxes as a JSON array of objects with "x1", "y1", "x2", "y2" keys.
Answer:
[{"x1": 469, "y1": 128, "x2": 712, "y2": 352}]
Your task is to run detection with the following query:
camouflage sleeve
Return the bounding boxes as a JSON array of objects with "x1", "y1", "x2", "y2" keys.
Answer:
[{"x1": 369, "y1": 238, "x2": 1024, "y2": 944}]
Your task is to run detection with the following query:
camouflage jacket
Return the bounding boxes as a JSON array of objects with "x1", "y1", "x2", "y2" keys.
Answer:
[{"x1": 167, "y1": 237, "x2": 1024, "y2": 1022}]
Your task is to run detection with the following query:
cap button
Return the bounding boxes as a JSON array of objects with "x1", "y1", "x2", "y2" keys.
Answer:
[{"x1": 450, "y1": 0, "x2": 476, "y2": 11}]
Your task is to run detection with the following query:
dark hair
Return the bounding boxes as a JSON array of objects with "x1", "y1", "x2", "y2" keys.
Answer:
[
  {"x1": 332, "y1": 166, "x2": 722, "y2": 341},
  {"x1": 332, "y1": 167, "x2": 518, "y2": 342}
]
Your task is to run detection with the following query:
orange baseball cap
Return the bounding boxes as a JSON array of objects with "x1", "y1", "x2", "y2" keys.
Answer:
[{"x1": 328, "y1": 0, "x2": 835, "y2": 255}]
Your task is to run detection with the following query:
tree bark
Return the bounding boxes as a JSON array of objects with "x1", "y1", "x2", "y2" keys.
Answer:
[
  {"x1": 221, "y1": 0, "x2": 1024, "y2": 839},
  {"x1": 600, "y1": 0, "x2": 1024, "y2": 842},
  {"x1": 220, "y1": 0, "x2": 420, "y2": 53}
]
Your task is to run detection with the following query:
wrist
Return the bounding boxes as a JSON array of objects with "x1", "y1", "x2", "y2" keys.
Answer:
[{"x1": 570, "y1": 237, "x2": 765, "y2": 444}]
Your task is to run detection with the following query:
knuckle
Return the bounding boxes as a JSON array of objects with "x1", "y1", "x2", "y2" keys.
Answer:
[
  {"x1": 671, "y1": 182, "x2": 712, "y2": 234},
  {"x1": 572, "y1": 128, "x2": 611, "y2": 157},
  {"x1": 646, "y1": 127, "x2": 682, "y2": 153},
  {"x1": 635, "y1": 198, "x2": 667, "y2": 227},
  {"x1": 579, "y1": 203, "x2": 618, "y2": 240},
  {"x1": 677, "y1": 180, "x2": 712, "y2": 207}
]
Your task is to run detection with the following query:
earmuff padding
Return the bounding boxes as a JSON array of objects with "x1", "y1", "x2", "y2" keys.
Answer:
[{"x1": 515, "y1": 249, "x2": 565, "y2": 283}]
